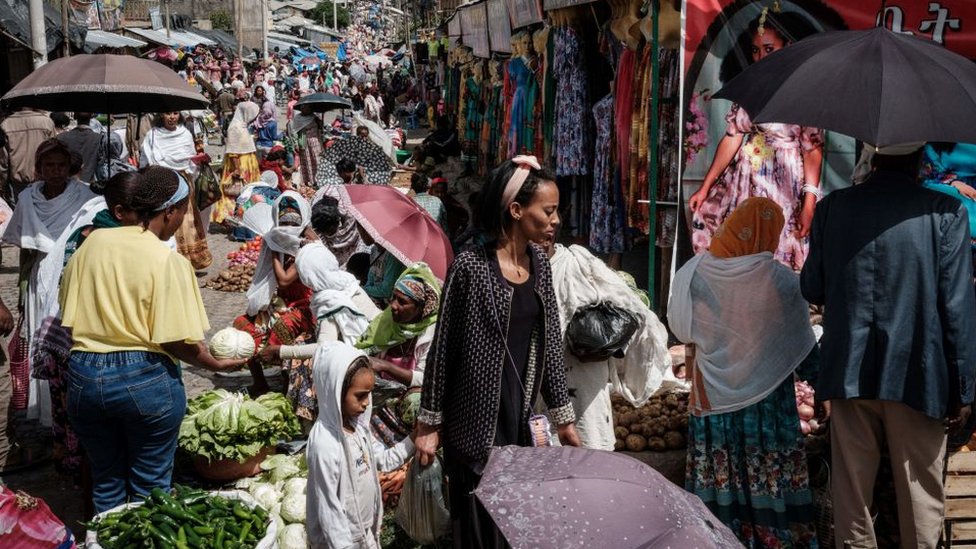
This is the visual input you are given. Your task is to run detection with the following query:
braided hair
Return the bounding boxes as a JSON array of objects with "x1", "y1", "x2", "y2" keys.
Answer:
[
  {"x1": 132, "y1": 166, "x2": 185, "y2": 225},
  {"x1": 102, "y1": 171, "x2": 144, "y2": 216}
]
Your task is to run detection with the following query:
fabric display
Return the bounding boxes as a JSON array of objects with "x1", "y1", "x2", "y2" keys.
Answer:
[{"x1": 439, "y1": 17, "x2": 682, "y2": 280}]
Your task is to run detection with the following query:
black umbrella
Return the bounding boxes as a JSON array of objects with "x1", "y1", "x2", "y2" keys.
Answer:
[
  {"x1": 316, "y1": 136, "x2": 393, "y2": 185},
  {"x1": 1, "y1": 54, "x2": 209, "y2": 114},
  {"x1": 294, "y1": 92, "x2": 353, "y2": 113},
  {"x1": 714, "y1": 27, "x2": 976, "y2": 147}
]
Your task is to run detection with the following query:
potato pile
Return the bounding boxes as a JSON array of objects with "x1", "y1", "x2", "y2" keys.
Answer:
[
  {"x1": 205, "y1": 237, "x2": 262, "y2": 293},
  {"x1": 205, "y1": 263, "x2": 256, "y2": 292},
  {"x1": 612, "y1": 392, "x2": 689, "y2": 452}
]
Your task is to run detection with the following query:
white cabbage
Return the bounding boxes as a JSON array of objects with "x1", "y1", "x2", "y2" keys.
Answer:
[
  {"x1": 248, "y1": 482, "x2": 281, "y2": 511},
  {"x1": 282, "y1": 477, "x2": 307, "y2": 498},
  {"x1": 279, "y1": 493, "x2": 306, "y2": 524},
  {"x1": 278, "y1": 523, "x2": 308, "y2": 549},
  {"x1": 209, "y1": 327, "x2": 256, "y2": 359}
]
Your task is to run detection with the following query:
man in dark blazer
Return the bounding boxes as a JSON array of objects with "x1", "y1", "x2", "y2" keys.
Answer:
[{"x1": 801, "y1": 144, "x2": 976, "y2": 549}]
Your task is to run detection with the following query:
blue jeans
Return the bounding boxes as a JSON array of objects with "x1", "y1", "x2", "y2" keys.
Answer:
[{"x1": 66, "y1": 351, "x2": 186, "y2": 513}]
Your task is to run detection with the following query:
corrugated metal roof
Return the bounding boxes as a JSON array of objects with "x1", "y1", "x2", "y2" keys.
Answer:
[
  {"x1": 125, "y1": 27, "x2": 182, "y2": 47},
  {"x1": 170, "y1": 30, "x2": 216, "y2": 46},
  {"x1": 268, "y1": 31, "x2": 311, "y2": 45},
  {"x1": 85, "y1": 30, "x2": 147, "y2": 50}
]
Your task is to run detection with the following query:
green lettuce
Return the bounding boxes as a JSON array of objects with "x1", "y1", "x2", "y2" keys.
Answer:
[{"x1": 179, "y1": 389, "x2": 302, "y2": 463}]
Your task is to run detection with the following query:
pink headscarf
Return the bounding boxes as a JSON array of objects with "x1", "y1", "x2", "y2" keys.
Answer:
[{"x1": 253, "y1": 101, "x2": 276, "y2": 129}]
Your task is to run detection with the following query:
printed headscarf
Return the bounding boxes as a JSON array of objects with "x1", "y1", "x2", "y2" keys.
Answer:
[
  {"x1": 355, "y1": 262, "x2": 441, "y2": 353},
  {"x1": 395, "y1": 273, "x2": 440, "y2": 318},
  {"x1": 709, "y1": 197, "x2": 785, "y2": 259}
]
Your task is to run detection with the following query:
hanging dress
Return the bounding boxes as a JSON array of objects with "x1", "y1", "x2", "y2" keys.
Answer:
[
  {"x1": 589, "y1": 94, "x2": 628, "y2": 253},
  {"x1": 553, "y1": 26, "x2": 590, "y2": 177}
]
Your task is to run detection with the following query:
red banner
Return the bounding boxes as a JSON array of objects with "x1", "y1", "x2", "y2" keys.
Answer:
[
  {"x1": 682, "y1": 0, "x2": 976, "y2": 190},
  {"x1": 685, "y1": 1, "x2": 976, "y2": 73}
]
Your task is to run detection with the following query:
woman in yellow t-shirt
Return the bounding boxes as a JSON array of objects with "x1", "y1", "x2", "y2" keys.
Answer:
[{"x1": 59, "y1": 166, "x2": 245, "y2": 513}]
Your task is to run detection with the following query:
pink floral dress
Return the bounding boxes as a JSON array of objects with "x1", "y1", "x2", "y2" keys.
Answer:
[{"x1": 692, "y1": 104, "x2": 823, "y2": 271}]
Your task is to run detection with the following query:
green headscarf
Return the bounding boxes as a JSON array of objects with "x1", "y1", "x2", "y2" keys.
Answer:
[
  {"x1": 356, "y1": 262, "x2": 441, "y2": 353},
  {"x1": 63, "y1": 209, "x2": 122, "y2": 267}
]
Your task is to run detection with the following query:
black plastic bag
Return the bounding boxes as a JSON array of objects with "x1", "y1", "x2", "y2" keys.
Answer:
[{"x1": 565, "y1": 302, "x2": 640, "y2": 362}]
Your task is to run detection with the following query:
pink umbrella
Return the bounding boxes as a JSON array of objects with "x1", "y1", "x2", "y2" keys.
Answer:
[
  {"x1": 475, "y1": 445, "x2": 742, "y2": 548},
  {"x1": 335, "y1": 184, "x2": 454, "y2": 282}
]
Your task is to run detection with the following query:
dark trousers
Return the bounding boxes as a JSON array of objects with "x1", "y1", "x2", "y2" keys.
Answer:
[{"x1": 445, "y1": 448, "x2": 510, "y2": 549}]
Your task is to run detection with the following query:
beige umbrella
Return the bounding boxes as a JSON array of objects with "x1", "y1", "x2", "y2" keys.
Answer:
[{"x1": 1, "y1": 53, "x2": 209, "y2": 114}]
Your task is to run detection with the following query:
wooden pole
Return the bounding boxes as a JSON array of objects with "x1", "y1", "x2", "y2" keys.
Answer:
[
  {"x1": 61, "y1": 0, "x2": 70, "y2": 57},
  {"x1": 165, "y1": 0, "x2": 171, "y2": 37}
]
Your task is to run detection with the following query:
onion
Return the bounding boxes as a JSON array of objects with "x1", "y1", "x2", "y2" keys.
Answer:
[
  {"x1": 797, "y1": 404, "x2": 815, "y2": 421},
  {"x1": 808, "y1": 419, "x2": 820, "y2": 432},
  {"x1": 800, "y1": 420, "x2": 812, "y2": 435}
]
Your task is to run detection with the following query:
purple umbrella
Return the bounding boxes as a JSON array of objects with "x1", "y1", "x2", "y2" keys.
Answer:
[{"x1": 474, "y1": 446, "x2": 742, "y2": 549}]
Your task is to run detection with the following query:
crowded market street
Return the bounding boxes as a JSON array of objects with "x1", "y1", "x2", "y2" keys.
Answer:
[{"x1": 2, "y1": 1, "x2": 976, "y2": 548}]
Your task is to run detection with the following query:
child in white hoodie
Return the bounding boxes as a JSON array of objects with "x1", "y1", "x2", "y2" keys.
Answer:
[{"x1": 306, "y1": 341, "x2": 415, "y2": 548}]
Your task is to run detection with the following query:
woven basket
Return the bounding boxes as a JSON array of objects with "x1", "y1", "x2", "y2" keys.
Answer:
[
  {"x1": 8, "y1": 318, "x2": 29, "y2": 410},
  {"x1": 192, "y1": 446, "x2": 274, "y2": 482}
]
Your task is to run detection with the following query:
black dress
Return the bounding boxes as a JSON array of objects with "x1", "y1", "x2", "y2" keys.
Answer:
[
  {"x1": 493, "y1": 261, "x2": 539, "y2": 447},
  {"x1": 445, "y1": 252, "x2": 541, "y2": 549}
]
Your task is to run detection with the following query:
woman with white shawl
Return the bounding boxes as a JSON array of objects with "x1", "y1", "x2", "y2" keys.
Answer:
[
  {"x1": 667, "y1": 197, "x2": 819, "y2": 547},
  {"x1": 214, "y1": 102, "x2": 261, "y2": 225},
  {"x1": 140, "y1": 111, "x2": 212, "y2": 269},
  {"x1": 234, "y1": 191, "x2": 317, "y2": 400},
  {"x1": 306, "y1": 342, "x2": 414, "y2": 549},
  {"x1": 541, "y1": 239, "x2": 673, "y2": 451},
  {"x1": 2, "y1": 139, "x2": 104, "y2": 426}
]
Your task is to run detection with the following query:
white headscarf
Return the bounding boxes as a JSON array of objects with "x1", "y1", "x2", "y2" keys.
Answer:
[
  {"x1": 296, "y1": 241, "x2": 372, "y2": 341},
  {"x1": 245, "y1": 191, "x2": 312, "y2": 316},
  {"x1": 668, "y1": 252, "x2": 816, "y2": 416},
  {"x1": 225, "y1": 102, "x2": 259, "y2": 155}
]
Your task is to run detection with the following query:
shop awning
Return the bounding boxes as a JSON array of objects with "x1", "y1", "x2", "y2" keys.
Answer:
[
  {"x1": 170, "y1": 30, "x2": 215, "y2": 47},
  {"x1": 84, "y1": 30, "x2": 147, "y2": 51},
  {"x1": 124, "y1": 27, "x2": 182, "y2": 47}
]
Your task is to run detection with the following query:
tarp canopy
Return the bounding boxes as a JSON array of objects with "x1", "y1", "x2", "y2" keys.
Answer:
[
  {"x1": 0, "y1": 0, "x2": 86, "y2": 55},
  {"x1": 191, "y1": 28, "x2": 238, "y2": 54}
]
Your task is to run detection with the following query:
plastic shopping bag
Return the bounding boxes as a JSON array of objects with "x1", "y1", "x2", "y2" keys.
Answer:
[
  {"x1": 395, "y1": 457, "x2": 450, "y2": 545},
  {"x1": 0, "y1": 486, "x2": 76, "y2": 548}
]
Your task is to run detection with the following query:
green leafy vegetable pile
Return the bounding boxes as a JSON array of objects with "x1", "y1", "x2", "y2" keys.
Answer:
[{"x1": 179, "y1": 390, "x2": 301, "y2": 463}]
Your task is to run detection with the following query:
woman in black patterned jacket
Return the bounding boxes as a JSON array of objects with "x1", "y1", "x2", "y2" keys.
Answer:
[{"x1": 416, "y1": 156, "x2": 581, "y2": 549}]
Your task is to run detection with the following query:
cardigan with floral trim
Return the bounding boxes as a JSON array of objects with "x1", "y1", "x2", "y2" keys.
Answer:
[{"x1": 419, "y1": 243, "x2": 576, "y2": 466}]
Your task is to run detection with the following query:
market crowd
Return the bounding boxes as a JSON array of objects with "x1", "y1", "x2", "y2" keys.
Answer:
[{"x1": 0, "y1": 12, "x2": 973, "y2": 549}]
